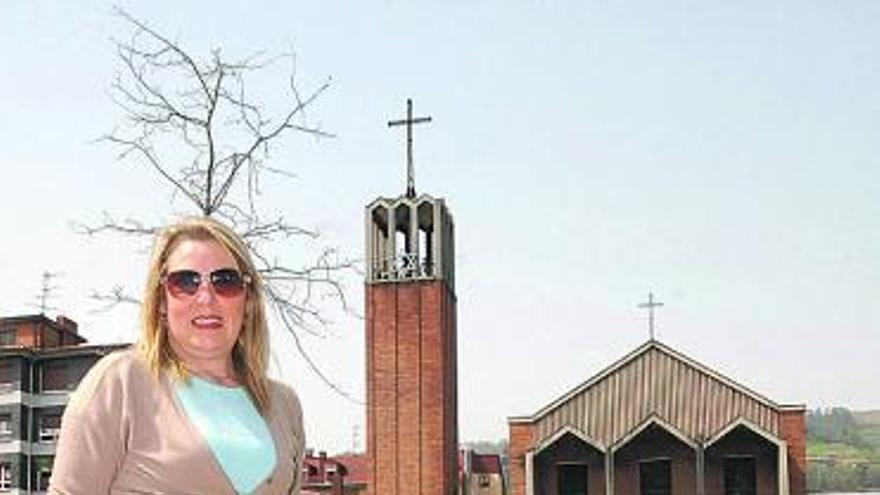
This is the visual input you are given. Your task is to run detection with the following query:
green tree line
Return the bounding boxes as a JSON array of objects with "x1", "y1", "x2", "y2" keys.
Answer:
[
  {"x1": 807, "y1": 407, "x2": 867, "y2": 446},
  {"x1": 807, "y1": 407, "x2": 880, "y2": 492}
]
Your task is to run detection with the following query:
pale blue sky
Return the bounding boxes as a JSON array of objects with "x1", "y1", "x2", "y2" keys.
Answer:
[{"x1": 1, "y1": 2, "x2": 878, "y2": 452}]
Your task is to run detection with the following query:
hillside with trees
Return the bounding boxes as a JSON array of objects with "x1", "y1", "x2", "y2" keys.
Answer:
[{"x1": 807, "y1": 408, "x2": 880, "y2": 492}]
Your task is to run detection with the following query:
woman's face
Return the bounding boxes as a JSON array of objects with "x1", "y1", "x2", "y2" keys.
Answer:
[{"x1": 161, "y1": 238, "x2": 246, "y2": 370}]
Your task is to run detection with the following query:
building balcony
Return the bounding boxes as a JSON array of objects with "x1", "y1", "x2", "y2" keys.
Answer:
[
  {"x1": 0, "y1": 390, "x2": 70, "y2": 408},
  {"x1": 29, "y1": 392, "x2": 69, "y2": 408},
  {"x1": 0, "y1": 440, "x2": 56, "y2": 456}
]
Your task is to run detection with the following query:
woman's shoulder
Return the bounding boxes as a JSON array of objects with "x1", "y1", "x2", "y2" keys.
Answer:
[
  {"x1": 266, "y1": 378, "x2": 305, "y2": 453},
  {"x1": 267, "y1": 379, "x2": 304, "y2": 430},
  {"x1": 267, "y1": 379, "x2": 302, "y2": 414},
  {"x1": 66, "y1": 348, "x2": 152, "y2": 413},
  {"x1": 82, "y1": 347, "x2": 150, "y2": 384}
]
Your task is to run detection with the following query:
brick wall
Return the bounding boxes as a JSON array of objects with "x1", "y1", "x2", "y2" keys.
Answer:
[
  {"x1": 779, "y1": 409, "x2": 806, "y2": 495},
  {"x1": 366, "y1": 280, "x2": 458, "y2": 495},
  {"x1": 507, "y1": 422, "x2": 534, "y2": 495}
]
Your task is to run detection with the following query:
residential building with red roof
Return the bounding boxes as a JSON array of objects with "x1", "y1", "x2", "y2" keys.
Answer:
[{"x1": 460, "y1": 449, "x2": 506, "y2": 495}]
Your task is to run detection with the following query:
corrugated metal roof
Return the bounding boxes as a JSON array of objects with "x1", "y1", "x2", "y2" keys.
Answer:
[{"x1": 512, "y1": 340, "x2": 789, "y2": 448}]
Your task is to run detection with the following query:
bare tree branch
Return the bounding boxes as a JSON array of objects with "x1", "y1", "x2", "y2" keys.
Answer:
[
  {"x1": 80, "y1": 7, "x2": 359, "y2": 402},
  {"x1": 268, "y1": 283, "x2": 363, "y2": 405},
  {"x1": 89, "y1": 286, "x2": 141, "y2": 314},
  {"x1": 72, "y1": 213, "x2": 160, "y2": 237}
]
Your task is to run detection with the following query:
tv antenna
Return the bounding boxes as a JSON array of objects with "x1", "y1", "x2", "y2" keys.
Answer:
[{"x1": 31, "y1": 271, "x2": 62, "y2": 315}]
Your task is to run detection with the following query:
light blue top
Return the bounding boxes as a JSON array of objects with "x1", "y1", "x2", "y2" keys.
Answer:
[{"x1": 175, "y1": 376, "x2": 277, "y2": 495}]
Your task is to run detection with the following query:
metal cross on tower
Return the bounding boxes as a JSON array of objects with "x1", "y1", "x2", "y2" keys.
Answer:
[
  {"x1": 388, "y1": 98, "x2": 432, "y2": 198},
  {"x1": 638, "y1": 292, "x2": 664, "y2": 341}
]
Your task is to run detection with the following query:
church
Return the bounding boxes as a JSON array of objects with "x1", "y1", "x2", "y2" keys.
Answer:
[
  {"x1": 362, "y1": 100, "x2": 805, "y2": 495},
  {"x1": 507, "y1": 340, "x2": 806, "y2": 495}
]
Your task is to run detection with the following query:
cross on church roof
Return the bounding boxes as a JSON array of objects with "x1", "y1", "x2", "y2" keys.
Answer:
[
  {"x1": 388, "y1": 98, "x2": 432, "y2": 198},
  {"x1": 637, "y1": 292, "x2": 664, "y2": 341}
]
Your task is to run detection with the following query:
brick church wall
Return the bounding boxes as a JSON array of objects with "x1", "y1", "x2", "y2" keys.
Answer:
[
  {"x1": 366, "y1": 280, "x2": 458, "y2": 495},
  {"x1": 508, "y1": 422, "x2": 534, "y2": 495},
  {"x1": 780, "y1": 409, "x2": 806, "y2": 495}
]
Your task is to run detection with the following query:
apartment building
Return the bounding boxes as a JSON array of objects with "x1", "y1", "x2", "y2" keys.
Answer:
[{"x1": 0, "y1": 314, "x2": 128, "y2": 494}]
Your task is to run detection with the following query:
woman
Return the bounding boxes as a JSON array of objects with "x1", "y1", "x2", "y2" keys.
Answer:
[{"x1": 49, "y1": 216, "x2": 304, "y2": 495}]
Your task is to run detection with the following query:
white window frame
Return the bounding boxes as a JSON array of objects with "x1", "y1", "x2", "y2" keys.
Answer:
[
  {"x1": 0, "y1": 415, "x2": 12, "y2": 440},
  {"x1": 478, "y1": 473, "x2": 491, "y2": 487},
  {"x1": 0, "y1": 462, "x2": 12, "y2": 490}
]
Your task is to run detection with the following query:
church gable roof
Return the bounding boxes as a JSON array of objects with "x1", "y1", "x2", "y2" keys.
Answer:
[
  {"x1": 512, "y1": 340, "x2": 788, "y2": 448},
  {"x1": 538, "y1": 340, "x2": 779, "y2": 419}
]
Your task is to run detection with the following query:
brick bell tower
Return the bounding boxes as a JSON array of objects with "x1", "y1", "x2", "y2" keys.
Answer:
[{"x1": 366, "y1": 99, "x2": 458, "y2": 495}]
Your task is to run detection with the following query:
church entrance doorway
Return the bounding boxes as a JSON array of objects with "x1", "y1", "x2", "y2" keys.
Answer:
[
  {"x1": 639, "y1": 458, "x2": 672, "y2": 495},
  {"x1": 556, "y1": 463, "x2": 588, "y2": 495}
]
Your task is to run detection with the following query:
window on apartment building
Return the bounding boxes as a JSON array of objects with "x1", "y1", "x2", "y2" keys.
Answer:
[
  {"x1": 724, "y1": 456, "x2": 756, "y2": 495},
  {"x1": 639, "y1": 459, "x2": 671, "y2": 495},
  {"x1": 0, "y1": 362, "x2": 15, "y2": 392},
  {"x1": 39, "y1": 414, "x2": 61, "y2": 443},
  {"x1": 478, "y1": 474, "x2": 491, "y2": 488},
  {"x1": 0, "y1": 330, "x2": 15, "y2": 347},
  {"x1": 0, "y1": 462, "x2": 11, "y2": 490},
  {"x1": 44, "y1": 328, "x2": 61, "y2": 348},
  {"x1": 0, "y1": 414, "x2": 12, "y2": 441},
  {"x1": 41, "y1": 360, "x2": 77, "y2": 392},
  {"x1": 37, "y1": 467, "x2": 51, "y2": 491},
  {"x1": 34, "y1": 456, "x2": 53, "y2": 491}
]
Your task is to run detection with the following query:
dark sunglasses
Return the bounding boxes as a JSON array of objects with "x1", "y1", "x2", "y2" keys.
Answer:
[{"x1": 163, "y1": 268, "x2": 251, "y2": 298}]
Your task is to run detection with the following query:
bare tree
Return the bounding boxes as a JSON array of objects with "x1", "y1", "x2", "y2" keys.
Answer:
[{"x1": 78, "y1": 7, "x2": 359, "y2": 401}]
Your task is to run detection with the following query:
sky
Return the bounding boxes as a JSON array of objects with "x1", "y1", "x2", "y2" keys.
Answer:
[{"x1": 1, "y1": 1, "x2": 878, "y2": 453}]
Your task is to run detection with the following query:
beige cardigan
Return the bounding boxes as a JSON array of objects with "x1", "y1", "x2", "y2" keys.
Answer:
[{"x1": 48, "y1": 350, "x2": 304, "y2": 495}]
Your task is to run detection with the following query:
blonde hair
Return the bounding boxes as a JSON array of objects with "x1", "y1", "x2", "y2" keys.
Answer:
[{"x1": 138, "y1": 216, "x2": 271, "y2": 415}]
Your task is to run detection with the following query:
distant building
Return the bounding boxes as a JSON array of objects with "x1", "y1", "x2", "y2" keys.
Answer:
[
  {"x1": 0, "y1": 314, "x2": 128, "y2": 494},
  {"x1": 508, "y1": 340, "x2": 806, "y2": 495},
  {"x1": 302, "y1": 449, "x2": 506, "y2": 495},
  {"x1": 302, "y1": 450, "x2": 368, "y2": 495},
  {"x1": 460, "y1": 449, "x2": 505, "y2": 495}
]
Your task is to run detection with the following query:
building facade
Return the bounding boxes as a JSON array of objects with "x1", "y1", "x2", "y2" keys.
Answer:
[
  {"x1": 0, "y1": 314, "x2": 127, "y2": 494},
  {"x1": 460, "y1": 450, "x2": 506, "y2": 495},
  {"x1": 508, "y1": 340, "x2": 806, "y2": 495}
]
